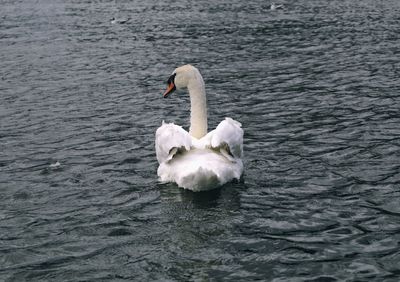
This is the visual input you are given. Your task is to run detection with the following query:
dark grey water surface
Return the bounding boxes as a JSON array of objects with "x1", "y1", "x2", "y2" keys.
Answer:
[{"x1": 1, "y1": 0, "x2": 400, "y2": 281}]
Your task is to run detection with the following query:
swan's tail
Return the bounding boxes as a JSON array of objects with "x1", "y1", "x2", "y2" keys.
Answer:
[
  {"x1": 178, "y1": 167, "x2": 220, "y2": 192},
  {"x1": 157, "y1": 149, "x2": 243, "y2": 191}
]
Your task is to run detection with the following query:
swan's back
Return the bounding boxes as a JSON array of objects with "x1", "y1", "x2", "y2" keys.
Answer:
[
  {"x1": 155, "y1": 119, "x2": 243, "y2": 191},
  {"x1": 157, "y1": 147, "x2": 243, "y2": 191}
]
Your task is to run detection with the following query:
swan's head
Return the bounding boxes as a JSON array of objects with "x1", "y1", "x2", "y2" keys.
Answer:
[{"x1": 163, "y1": 64, "x2": 202, "y2": 98}]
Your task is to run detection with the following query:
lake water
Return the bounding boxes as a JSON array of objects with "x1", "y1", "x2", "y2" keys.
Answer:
[{"x1": 1, "y1": 0, "x2": 400, "y2": 281}]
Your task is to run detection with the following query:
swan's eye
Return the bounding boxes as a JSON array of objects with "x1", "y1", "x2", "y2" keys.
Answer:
[{"x1": 166, "y1": 73, "x2": 176, "y2": 85}]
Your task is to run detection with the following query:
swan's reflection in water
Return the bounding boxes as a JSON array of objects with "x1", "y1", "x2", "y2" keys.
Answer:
[
  {"x1": 156, "y1": 183, "x2": 245, "y2": 278},
  {"x1": 159, "y1": 181, "x2": 244, "y2": 210}
]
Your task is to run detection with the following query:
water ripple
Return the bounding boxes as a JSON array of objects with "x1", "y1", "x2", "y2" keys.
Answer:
[{"x1": 1, "y1": 0, "x2": 400, "y2": 281}]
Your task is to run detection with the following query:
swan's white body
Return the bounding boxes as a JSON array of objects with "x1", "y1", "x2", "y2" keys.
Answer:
[{"x1": 155, "y1": 65, "x2": 244, "y2": 192}]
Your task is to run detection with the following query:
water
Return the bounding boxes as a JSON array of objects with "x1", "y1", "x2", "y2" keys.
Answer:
[{"x1": 1, "y1": 0, "x2": 400, "y2": 281}]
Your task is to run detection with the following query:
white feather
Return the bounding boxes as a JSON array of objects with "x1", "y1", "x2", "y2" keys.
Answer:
[
  {"x1": 210, "y1": 117, "x2": 243, "y2": 159},
  {"x1": 155, "y1": 122, "x2": 192, "y2": 164}
]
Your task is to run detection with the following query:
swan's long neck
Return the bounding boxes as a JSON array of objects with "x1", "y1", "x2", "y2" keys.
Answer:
[{"x1": 188, "y1": 76, "x2": 207, "y2": 139}]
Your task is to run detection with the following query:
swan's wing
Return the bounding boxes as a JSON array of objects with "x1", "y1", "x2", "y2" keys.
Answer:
[
  {"x1": 155, "y1": 122, "x2": 192, "y2": 164},
  {"x1": 210, "y1": 117, "x2": 243, "y2": 160}
]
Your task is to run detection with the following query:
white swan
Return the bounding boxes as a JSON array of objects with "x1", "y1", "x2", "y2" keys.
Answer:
[
  {"x1": 270, "y1": 3, "x2": 284, "y2": 10},
  {"x1": 155, "y1": 65, "x2": 244, "y2": 192}
]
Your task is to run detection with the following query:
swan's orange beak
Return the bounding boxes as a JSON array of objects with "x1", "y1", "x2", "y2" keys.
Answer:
[{"x1": 163, "y1": 82, "x2": 176, "y2": 98}]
